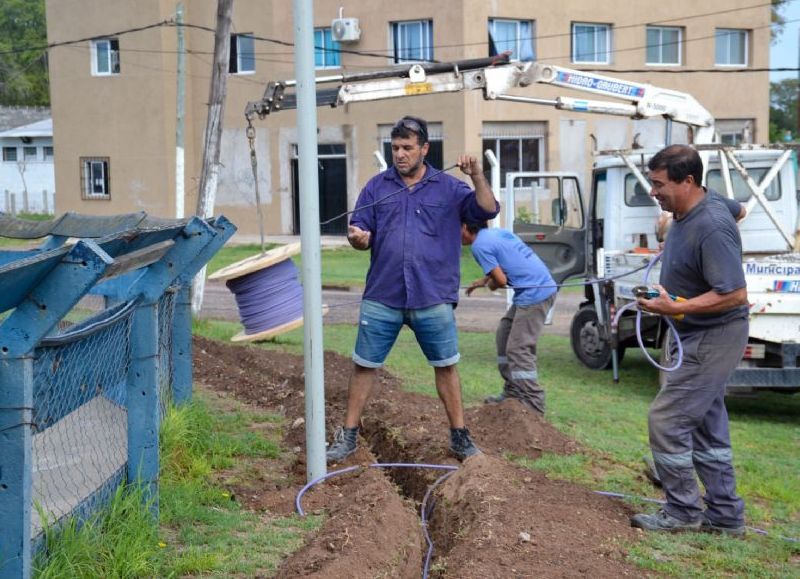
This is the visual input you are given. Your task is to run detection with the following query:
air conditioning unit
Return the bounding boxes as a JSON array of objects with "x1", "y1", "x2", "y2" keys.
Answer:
[{"x1": 331, "y1": 17, "x2": 360, "y2": 43}]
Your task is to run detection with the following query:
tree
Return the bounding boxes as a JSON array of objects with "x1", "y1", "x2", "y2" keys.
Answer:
[
  {"x1": 771, "y1": 0, "x2": 790, "y2": 43},
  {"x1": 0, "y1": 0, "x2": 49, "y2": 106},
  {"x1": 769, "y1": 78, "x2": 798, "y2": 142}
]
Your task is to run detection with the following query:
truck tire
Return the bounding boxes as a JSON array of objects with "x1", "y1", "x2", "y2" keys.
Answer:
[{"x1": 570, "y1": 305, "x2": 623, "y2": 370}]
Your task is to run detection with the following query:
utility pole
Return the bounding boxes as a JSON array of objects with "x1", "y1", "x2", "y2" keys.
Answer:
[
  {"x1": 175, "y1": 2, "x2": 186, "y2": 218},
  {"x1": 192, "y1": 0, "x2": 233, "y2": 313},
  {"x1": 294, "y1": 0, "x2": 326, "y2": 482}
]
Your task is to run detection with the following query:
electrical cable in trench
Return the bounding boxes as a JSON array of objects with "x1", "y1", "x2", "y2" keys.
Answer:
[
  {"x1": 295, "y1": 462, "x2": 458, "y2": 579},
  {"x1": 294, "y1": 463, "x2": 799, "y2": 575}
]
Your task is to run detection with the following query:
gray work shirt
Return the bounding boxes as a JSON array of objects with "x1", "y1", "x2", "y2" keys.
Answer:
[{"x1": 659, "y1": 189, "x2": 748, "y2": 333}]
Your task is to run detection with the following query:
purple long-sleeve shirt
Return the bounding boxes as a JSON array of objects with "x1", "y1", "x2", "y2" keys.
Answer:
[{"x1": 350, "y1": 164, "x2": 500, "y2": 309}]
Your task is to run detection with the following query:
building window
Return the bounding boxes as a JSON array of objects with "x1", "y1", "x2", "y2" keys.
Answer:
[
  {"x1": 314, "y1": 28, "x2": 341, "y2": 69},
  {"x1": 229, "y1": 33, "x2": 255, "y2": 74},
  {"x1": 92, "y1": 38, "x2": 120, "y2": 75},
  {"x1": 481, "y1": 122, "x2": 547, "y2": 188},
  {"x1": 488, "y1": 18, "x2": 535, "y2": 61},
  {"x1": 81, "y1": 157, "x2": 110, "y2": 199},
  {"x1": 23, "y1": 146, "x2": 37, "y2": 161},
  {"x1": 390, "y1": 20, "x2": 433, "y2": 63},
  {"x1": 2, "y1": 147, "x2": 17, "y2": 162},
  {"x1": 646, "y1": 26, "x2": 681, "y2": 65},
  {"x1": 715, "y1": 29, "x2": 748, "y2": 66},
  {"x1": 44, "y1": 146, "x2": 54, "y2": 160},
  {"x1": 572, "y1": 23, "x2": 610, "y2": 64},
  {"x1": 716, "y1": 119, "x2": 754, "y2": 145}
]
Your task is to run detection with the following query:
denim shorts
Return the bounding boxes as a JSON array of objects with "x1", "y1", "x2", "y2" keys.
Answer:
[{"x1": 353, "y1": 300, "x2": 460, "y2": 368}]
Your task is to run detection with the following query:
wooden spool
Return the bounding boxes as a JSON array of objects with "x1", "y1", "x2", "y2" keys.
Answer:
[{"x1": 208, "y1": 242, "x2": 325, "y2": 342}]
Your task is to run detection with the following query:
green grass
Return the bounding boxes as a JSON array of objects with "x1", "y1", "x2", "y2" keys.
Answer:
[
  {"x1": 34, "y1": 485, "x2": 160, "y2": 578},
  {"x1": 34, "y1": 397, "x2": 321, "y2": 578},
  {"x1": 193, "y1": 319, "x2": 800, "y2": 577}
]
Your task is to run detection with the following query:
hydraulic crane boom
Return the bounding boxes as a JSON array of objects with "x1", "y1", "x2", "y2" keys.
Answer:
[{"x1": 246, "y1": 54, "x2": 716, "y2": 143}]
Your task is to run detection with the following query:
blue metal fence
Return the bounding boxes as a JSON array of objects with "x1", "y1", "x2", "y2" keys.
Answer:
[{"x1": 0, "y1": 214, "x2": 236, "y2": 579}]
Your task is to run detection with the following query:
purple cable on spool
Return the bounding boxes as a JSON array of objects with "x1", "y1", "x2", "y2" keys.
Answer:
[{"x1": 226, "y1": 258, "x2": 304, "y2": 335}]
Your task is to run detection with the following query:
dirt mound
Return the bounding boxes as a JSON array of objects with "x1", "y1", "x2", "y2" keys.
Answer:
[
  {"x1": 283, "y1": 466, "x2": 423, "y2": 578},
  {"x1": 192, "y1": 336, "x2": 645, "y2": 577},
  {"x1": 431, "y1": 454, "x2": 637, "y2": 578}
]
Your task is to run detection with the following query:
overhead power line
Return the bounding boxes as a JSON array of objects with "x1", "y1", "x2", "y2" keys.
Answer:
[
  {"x1": 2, "y1": 1, "x2": 792, "y2": 71},
  {"x1": 0, "y1": 19, "x2": 174, "y2": 56}
]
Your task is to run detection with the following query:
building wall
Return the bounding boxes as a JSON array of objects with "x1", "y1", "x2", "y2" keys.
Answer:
[
  {"x1": 0, "y1": 137, "x2": 56, "y2": 214},
  {"x1": 45, "y1": 0, "x2": 771, "y2": 236}
]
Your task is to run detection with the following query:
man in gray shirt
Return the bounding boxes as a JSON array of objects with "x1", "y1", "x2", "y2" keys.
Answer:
[{"x1": 631, "y1": 145, "x2": 749, "y2": 536}]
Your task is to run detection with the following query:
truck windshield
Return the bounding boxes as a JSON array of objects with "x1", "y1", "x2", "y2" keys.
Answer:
[{"x1": 706, "y1": 168, "x2": 781, "y2": 202}]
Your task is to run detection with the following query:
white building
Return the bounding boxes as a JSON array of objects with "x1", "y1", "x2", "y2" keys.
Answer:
[{"x1": 0, "y1": 118, "x2": 56, "y2": 215}]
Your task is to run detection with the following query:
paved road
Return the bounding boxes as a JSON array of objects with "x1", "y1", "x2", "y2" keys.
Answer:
[{"x1": 199, "y1": 281, "x2": 583, "y2": 337}]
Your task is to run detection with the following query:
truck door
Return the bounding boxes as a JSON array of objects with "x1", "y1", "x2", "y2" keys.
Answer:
[{"x1": 506, "y1": 172, "x2": 587, "y2": 283}]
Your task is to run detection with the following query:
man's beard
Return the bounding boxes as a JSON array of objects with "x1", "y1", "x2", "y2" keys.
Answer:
[{"x1": 396, "y1": 158, "x2": 424, "y2": 176}]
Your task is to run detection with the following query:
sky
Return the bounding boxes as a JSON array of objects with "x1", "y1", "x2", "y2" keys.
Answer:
[{"x1": 770, "y1": 0, "x2": 800, "y2": 81}]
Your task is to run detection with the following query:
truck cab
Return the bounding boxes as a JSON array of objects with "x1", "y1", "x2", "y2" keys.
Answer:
[{"x1": 510, "y1": 147, "x2": 800, "y2": 392}]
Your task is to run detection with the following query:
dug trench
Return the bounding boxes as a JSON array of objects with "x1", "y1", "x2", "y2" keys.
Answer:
[{"x1": 193, "y1": 336, "x2": 649, "y2": 577}]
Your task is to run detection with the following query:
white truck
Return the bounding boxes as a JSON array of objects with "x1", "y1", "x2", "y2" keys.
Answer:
[{"x1": 247, "y1": 54, "x2": 800, "y2": 392}]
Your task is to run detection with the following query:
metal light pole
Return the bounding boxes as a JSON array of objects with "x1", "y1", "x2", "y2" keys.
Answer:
[{"x1": 293, "y1": 0, "x2": 326, "y2": 482}]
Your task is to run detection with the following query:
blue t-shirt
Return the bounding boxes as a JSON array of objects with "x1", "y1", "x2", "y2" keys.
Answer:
[
  {"x1": 350, "y1": 163, "x2": 499, "y2": 309},
  {"x1": 471, "y1": 228, "x2": 557, "y2": 305},
  {"x1": 660, "y1": 189, "x2": 748, "y2": 333}
]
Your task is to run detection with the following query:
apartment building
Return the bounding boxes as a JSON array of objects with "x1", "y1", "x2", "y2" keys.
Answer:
[{"x1": 45, "y1": 0, "x2": 770, "y2": 237}]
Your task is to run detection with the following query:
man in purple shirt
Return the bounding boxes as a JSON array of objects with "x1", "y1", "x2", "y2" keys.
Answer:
[{"x1": 326, "y1": 115, "x2": 499, "y2": 463}]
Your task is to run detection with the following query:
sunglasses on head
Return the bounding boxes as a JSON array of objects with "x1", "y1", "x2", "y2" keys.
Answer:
[{"x1": 393, "y1": 118, "x2": 427, "y2": 142}]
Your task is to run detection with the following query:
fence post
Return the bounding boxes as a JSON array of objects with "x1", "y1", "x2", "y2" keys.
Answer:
[
  {"x1": 9, "y1": 193, "x2": 15, "y2": 216},
  {"x1": 127, "y1": 301, "x2": 160, "y2": 517},
  {"x1": 22, "y1": 190, "x2": 28, "y2": 214},
  {"x1": 42, "y1": 190, "x2": 48, "y2": 215},
  {"x1": 0, "y1": 356, "x2": 34, "y2": 579},
  {"x1": 171, "y1": 284, "x2": 193, "y2": 405}
]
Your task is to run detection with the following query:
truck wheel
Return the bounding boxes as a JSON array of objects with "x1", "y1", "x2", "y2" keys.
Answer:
[{"x1": 570, "y1": 305, "x2": 623, "y2": 370}]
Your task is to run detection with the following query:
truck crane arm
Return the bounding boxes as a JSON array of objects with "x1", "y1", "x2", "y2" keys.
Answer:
[{"x1": 246, "y1": 53, "x2": 715, "y2": 143}]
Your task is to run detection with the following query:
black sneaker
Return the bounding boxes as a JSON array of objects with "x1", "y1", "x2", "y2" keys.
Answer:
[
  {"x1": 701, "y1": 515, "x2": 746, "y2": 537},
  {"x1": 326, "y1": 426, "x2": 358, "y2": 463},
  {"x1": 450, "y1": 427, "x2": 481, "y2": 461},
  {"x1": 630, "y1": 509, "x2": 702, "y2": 533}
]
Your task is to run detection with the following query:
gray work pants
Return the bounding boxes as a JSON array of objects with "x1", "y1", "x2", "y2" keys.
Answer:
[
  {"x1": 496, "y1": 293, "x2": 556, "y2": 414},
  {"x1": 648, "y1": 317, "x2": 748, "y2": 527}
]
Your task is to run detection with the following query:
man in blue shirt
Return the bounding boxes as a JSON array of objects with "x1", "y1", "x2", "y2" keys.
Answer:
[
  {"x1": 326, "y1": 115, "x2": 500, "y2": 463},
  {"x1": 462, "y1": 222, "x2": 557, "y2": 414},
  {"x1": 631, "y1": 145, "x2": 749, "y2": 536}
]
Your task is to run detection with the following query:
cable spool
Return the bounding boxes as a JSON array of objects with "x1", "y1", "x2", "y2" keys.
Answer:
[{"x1": 208, "y1": 242, "x2": 310, "y2": 342}]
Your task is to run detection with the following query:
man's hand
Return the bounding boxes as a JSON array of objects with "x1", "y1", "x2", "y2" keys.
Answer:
[
  {"x1": 347, "y1": 225, "x2": 371, "y2": 250},
  {"x1": 465, "y1": 276, "x2": 489, "y2": 297},
  {"x1": 637, "y1": 284, "x2": 679, "y2": 316},
  {"x1": 458, "y1": 154, "x2": 495, "y2": 213},
  {"x1": 457, "y1": 154, "x2": 482, "y2": 178}
]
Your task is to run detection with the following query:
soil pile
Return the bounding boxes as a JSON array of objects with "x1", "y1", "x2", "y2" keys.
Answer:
[{"x1": 193, "y1": 336, "x2": 645, "y2": 577}]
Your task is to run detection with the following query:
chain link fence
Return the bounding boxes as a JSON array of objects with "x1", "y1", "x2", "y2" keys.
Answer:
[{"x1": 31, "y1": 300, "x2": 136, "y2": 537}]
